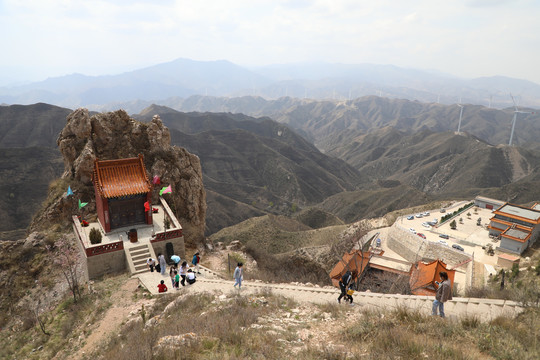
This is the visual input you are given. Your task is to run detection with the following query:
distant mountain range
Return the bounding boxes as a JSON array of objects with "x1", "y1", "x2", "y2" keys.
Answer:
[
  {"x1": 147, "y1": 95, "x2": 540, "y2": 150},
  {"x1": 1, "y1": 58, "x2": 540, "y2": 110},
  {"x1": 3, "y1": 99, "x2": 540, "y2": 239}
]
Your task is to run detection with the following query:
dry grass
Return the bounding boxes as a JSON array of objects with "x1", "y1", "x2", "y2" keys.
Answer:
[
  {"x1": 0, "y1": 274, "x2": 129, "y2": 360},
  {"x1": 3, "y1": 279, "x2": 540, "y2": 360}
]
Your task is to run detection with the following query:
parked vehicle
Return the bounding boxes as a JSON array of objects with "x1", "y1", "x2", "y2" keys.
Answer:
[
  {"x1": 415, "y1": 213, "x2": 423, "y2": 218},
  {"x1": 440, "y1": 208, "x2": 446, "y2": 213},
  {"x1": 452, "y1": 244, "x2": 464, "y2": 251},
  {"x1": 422, "y1": 222, "x2": 431, "y2": 228},
  {"x1": 417, "y1": 233, "x2": 426, "y2": 239},
  {"x1": 439, "y1": 234, "x2": 449, "y2": 239},
  {"x1": 438, "y1": 240, "x2": 448, "y2": 246},
  {"x1": 409, "y1": 228, "x2": 416, "y2": 234},
  {"x1": 423, "y1": 211, "x2": 430, "y2": 216},
  {"x1": 427, "y1": 221, "x2": 437, "y2": 226},
  {"x1": 407, "y1": 215, "x2": 414, "y2": 220}
]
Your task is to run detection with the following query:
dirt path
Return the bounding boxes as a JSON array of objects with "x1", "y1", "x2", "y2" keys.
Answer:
[{"x1": 72, "y1": 278, "x2": 148, "y2": 360}]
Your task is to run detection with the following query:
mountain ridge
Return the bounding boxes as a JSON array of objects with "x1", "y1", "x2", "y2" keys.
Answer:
[{"x1": 2, "y1": 58, "x2": 540, "y2": 109}]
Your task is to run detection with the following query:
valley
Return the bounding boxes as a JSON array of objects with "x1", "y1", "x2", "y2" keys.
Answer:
[{"x1": 1, "y1": 97, "x2": 540, "y2": 359}]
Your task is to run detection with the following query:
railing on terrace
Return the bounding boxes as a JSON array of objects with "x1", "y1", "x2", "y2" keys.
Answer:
[
  {"x1": 151, "y1": 197, "x2": 183, "y2": 242},
  {"x1": 151, "y1": 229, "x2": 183, "y2": 242},
  {"x1": 72, "y1": 215, "x2": 124, "y2": 257}
]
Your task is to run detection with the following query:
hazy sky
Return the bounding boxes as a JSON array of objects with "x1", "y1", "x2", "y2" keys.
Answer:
[{"x1": 1, "y1": 0, "x2": 539, "y2": 84}]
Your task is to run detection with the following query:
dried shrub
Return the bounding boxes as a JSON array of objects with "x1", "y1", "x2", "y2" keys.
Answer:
[{"x1": 89, "y1": 228, "x2": 102, "y2": 244}]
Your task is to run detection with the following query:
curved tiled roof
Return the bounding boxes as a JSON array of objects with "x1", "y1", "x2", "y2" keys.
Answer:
[
  {"x1": 93, "y1": 155, "x2": 152, "y2": 199},
  {"x1": 410, "y1": 259, "x2": 455, "y2": 295}
]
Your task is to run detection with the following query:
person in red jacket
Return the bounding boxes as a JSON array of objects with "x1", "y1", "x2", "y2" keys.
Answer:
[
  {"x1": 157, "y1": 280, "x2": 168, "y2": 293},
  {"x1": 432, "y1": 271, "x2": 452, "y2": 318}
]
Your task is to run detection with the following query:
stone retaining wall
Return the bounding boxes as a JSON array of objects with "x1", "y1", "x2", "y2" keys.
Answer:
[{"x1": 388, "y1": 224, "x2": 471, "y2": 266}]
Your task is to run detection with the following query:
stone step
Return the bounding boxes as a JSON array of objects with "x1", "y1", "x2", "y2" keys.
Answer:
[
  {"x1": 130, "y1": 248, "x2": 151, "y2": 256},
  {"x1": 129, "y1": 244, "x2": 149, "y2": 252},
  {"x1": 134, "y1": 264, "x2": 147, "y2": 271},
  {"x1": 132, "y1": 253, "x2": 151, "y2": 262},
  {"x1": 133, "y1": 260, "x2": 148, "y2": 268}
]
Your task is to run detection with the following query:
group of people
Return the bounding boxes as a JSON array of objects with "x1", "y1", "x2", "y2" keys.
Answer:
[
  {"x1": 336, "y1": 269, "x2": 453, "y2": 319},
  {"x1": 156, "y1": 253, "x2": 454, "y2": 318},
  {"x1": 153, "y1": 252, "x2": 202, "y2": 293}
]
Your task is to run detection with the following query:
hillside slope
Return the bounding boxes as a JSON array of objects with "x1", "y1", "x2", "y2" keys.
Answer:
[
  {"x1": 0, "y1": 103, "x2": 71, "y2": 238},
  {"x1": 136, "y1": 107, "x2": 362, "y2": 234}
]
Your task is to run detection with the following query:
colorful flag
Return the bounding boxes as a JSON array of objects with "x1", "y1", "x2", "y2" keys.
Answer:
[
  {"x1": 66, "y1": 186, "x2": 73, "y2": 196},
  {"x1": 144, "y1": 201, "x2": 150, "y2": 212},
  {"x1": 159, "y1": 185, "x2": 172, "y2": 196},
  {"x1": 78, "y1": 199, "x2": 88, "y2": 209},
  {"x1": 153, "y1": 175, "x2": 161, "y2": 185}
]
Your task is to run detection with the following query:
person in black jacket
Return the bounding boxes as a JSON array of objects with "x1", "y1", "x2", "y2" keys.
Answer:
[{"x1": 338, "y1": 270, "x2": 353, "y2": 304}]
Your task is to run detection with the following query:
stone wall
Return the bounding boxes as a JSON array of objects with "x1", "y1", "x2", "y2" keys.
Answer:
[
  {"x1": 387, "y1": 225, "x2": 425, "y2": 263},
  {"x1": 73, "y1": 225, "x2": 128, "y2": 281},
  {"x1": 388, "y1": 224, "x2": 471, "y2": 266},
  {"x1": 151, "y1": 236, "x2": 186, "y2": 262},
  {"x1": 86, "y1": 249, "x2": 127, "y2": 279},
  {"x1": 423, "y1": 241, "x2": 471, "y2": 266}
]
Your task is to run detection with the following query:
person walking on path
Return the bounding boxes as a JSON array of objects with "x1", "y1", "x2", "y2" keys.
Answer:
[
  {"x1": 192, "y1": 252, "x2": 201, "y2": 274},
  {"x1": 233, "y1": 262, "x2": 243, "y2": 289},
  {"x1": 338, "y1": 270, "x2": 353, "y2": 304},
  {"x1": 158, "y1": 253, "x2": 167, "y2": 275},
  {"x1": 432, "y1": 271, "x2": 452, "y2": 318},
  {"x1": 169, "y1": 263, "x2": 177, "y2": 288},
  {"x1": 157, "y1": 280, "x2": 168, "y2": 293},
  {"x1": 179, "y1": 261, "x2": 189, "y2": 286},
  {"x1": 147, "y1": 258, "x2": 156, "y2": 272}
]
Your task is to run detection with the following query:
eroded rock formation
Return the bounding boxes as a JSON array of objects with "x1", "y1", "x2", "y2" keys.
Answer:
[{"x1": 32, "y1": 109, "x2": 206, "y2": 245}]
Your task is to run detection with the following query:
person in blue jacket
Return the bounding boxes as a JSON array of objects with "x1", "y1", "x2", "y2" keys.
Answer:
[{"x1": 192, "y1": 252, "x2": 201, "y2": 274}]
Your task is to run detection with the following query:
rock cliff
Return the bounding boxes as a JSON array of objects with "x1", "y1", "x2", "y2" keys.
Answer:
[{"x1": 31, "y1": 109, "x2": 206, "y2": 245}]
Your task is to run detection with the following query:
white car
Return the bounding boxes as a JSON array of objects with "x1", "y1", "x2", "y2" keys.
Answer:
[
  {"x1": 438, "y1": 240, "x2": 448, "y2": 246},
  {"x1": 415, "y1": 213, "x2": 423, "y2": 218},
  {"x1": 423, "y1": 211, "x2": 430, "y2": 216},
  {"x1": 422, "y1": 222, "x2": 431, "y2": 228},
  {"x1": 409, "y1": 228, "x2": 416, "y2": 234}
]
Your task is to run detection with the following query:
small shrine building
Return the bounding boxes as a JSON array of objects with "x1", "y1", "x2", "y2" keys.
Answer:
[{"x1": 93, "y1": 155, "x2": 153, "y2": 233}]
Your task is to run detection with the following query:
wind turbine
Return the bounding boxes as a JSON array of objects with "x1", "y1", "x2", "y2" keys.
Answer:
[
  {"x1": 457, "y1": 98, "x2": 464, "y2": 134},
  {"x1": 508, "y1": 94, "x2": 536, "y2": 146}
]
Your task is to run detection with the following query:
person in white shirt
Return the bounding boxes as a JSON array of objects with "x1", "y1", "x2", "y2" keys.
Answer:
[
  {"x1": 186, "y1": 269, "x2": 196, "y2": 285},
  {"x1": 147, "y1": 258, "x2": 156, "y2": 272},
  {"x1": 179, "y1": 261, "x2": 189, "y2": 286}
]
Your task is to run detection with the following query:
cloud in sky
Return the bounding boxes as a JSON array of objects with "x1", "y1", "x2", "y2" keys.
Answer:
[{"x1": 1, "y1": 0, "x2": 539, "y2": 83}]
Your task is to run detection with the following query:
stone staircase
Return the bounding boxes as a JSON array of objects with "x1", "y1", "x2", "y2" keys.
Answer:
[
  {"x1": 195, "y1": 278, "x2": 523, "y2": 321},
  {"x1": 135, "y1": 265, "x2": 524, "y2": 322},
  {"x1": 125, "y1": 244, "x2": 157, "y2": 275}
]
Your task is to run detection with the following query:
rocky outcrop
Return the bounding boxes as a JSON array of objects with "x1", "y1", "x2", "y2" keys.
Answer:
[{"x1": 31, "y1": 109, "x2": 206, "y2": 245}]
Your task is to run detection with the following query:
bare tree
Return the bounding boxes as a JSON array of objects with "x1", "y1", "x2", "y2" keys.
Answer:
[
  {"x1": 33, "y1": 297, "x2": 50, "y2": 336},
  {"x1": 47, "y1": 235, "x2": 84, "y2": 303}
]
